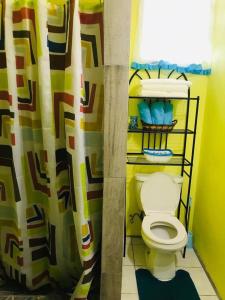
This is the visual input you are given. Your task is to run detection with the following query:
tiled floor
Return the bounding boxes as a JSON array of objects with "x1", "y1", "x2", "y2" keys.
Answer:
[
  {"x1": 0, "y1": 280, "x2": 69, "y2": 300},
  {"x1": 121, "y1": 237, "x2": 219, "y2": 300}
]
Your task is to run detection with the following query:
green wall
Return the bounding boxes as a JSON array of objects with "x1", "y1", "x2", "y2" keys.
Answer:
[
  {"x1": 193, "y1": 0, "x2": 225, "y2": 298},
  {"x1": 79, "y1": 0, "x2": 102, "y2": 11}
]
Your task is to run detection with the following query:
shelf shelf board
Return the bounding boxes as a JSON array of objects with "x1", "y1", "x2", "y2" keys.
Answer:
[
  {"x1": 127, "y1": 155, "x2": 191, "y2": 166},
  {"x1": 128, "y1": 128, "x2": 194, "y2": 134},
  {"x1": 129, "y1": 96, "x2": 198, "y2": 101}
]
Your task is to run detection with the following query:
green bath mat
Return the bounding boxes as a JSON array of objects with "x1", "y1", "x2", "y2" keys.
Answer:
[{"x1": 136, "y1": 269, "x2": 200, "y2": 300}]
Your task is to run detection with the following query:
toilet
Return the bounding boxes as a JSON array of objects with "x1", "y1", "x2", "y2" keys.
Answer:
[{"x1": 135, "y1": 172, "x2": 188, "y2": 281}]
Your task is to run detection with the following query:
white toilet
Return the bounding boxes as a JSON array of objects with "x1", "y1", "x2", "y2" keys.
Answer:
[{"x1": 135, "y1": 172, "x2": 188, "y2": 281}]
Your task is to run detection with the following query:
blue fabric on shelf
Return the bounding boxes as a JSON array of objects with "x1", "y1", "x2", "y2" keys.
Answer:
[
  {"x1": 150, "y1": 102, "x2": 165, "y2": 125},
  {"x1": 138, "y1": 101, "x2": 152, "y2": 124},
  {"x1": 164, "y1": 102, "x2": 173, "y2": 125},
  {"x1": 131, "y1": 60, "x2": 211, "y2": 76}
]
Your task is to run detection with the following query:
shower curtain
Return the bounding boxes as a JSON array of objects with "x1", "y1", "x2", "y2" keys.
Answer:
[{"x1": 0, "y1": 0, "x2": 103, "y2": 299}]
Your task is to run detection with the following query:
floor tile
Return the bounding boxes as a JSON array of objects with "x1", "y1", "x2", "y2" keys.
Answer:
[
  {"x1": 176, "y1": 249, "x2": 202, "y2": 268},
  {"x1": 125, "y1": 237, "x2": 132, "y2": 244},
  {"x1": 133, "y1": 244, "x2": 146, "y2": 266},
  {"x1": 200, "y1": 296, "x2": 219, "y2": 300},
  {"x1": 14, "y1": 297, "x2": 39, "y2": 300},
  {"x1": 181, "y1": 268, "x2": 216, "y2": 296},
  {"x1": 121, "y1": 266, "x2": 138, "y2": 294},
  {"x1": 121, "y1": 294, "x2": 139, "y2": 300},
  {"x1": 132, "y1": 237, "x2": 144, "y2": 245},
  {"x1": 123, "y1": 238, "x2": 218, "y2": 298},
  {"x1": 123, "y1": 238, "x2": 134, "y2": 266},
  {"x1": 135, "y1": 266, "x2": 146, "y2": 270},
  {"x1": 13, "y1": 297, "x2": 48, "y2": 300}
]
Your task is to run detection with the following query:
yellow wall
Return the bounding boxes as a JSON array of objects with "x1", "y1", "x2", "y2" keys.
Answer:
[
  {"x1": 193, "y1": 0, "x2": 225, "y2": 298},
  {"x1": 126, "y1": 0, "x2": 209, "y2": 236},
  {"x1": 79, "y1": 0, "x2": 102, "y2": 11}
]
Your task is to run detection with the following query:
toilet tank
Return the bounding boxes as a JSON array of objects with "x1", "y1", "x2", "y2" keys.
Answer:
[
  {"x1": 134, "y1": 173, "x2": 183, "y2": 212},
  {"x1": 135, "y1": 173, "x2": 152, "y2": 210}
]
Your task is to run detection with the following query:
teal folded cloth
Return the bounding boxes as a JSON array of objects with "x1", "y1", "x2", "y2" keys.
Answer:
[
  {"x1": 138, "y1": 101, "x2": 152, "y2": 124},
  {"x1": 164, "y1": 102, "x2": 173, "y2": 125},
  {"x1": 150, "y1": 101, "x2": 165, "y2": 125}
]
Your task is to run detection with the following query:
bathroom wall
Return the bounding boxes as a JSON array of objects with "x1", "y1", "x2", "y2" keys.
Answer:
[
  {"x1": 79, "y1": 0, "x2": 104, "y2": 14},
  {"x1": 126, "y1": 0, "x2": 209, "y2": 235},
  {"x1": 79, "y1": 0, "x2": 101, "y2": 9},
  {"x1": 193, "y1": 0, "x2": 225, "y2": 298}
]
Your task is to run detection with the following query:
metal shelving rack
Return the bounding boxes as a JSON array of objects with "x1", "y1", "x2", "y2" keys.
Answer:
[{"x1": 127, "y1": 68, "x2": 200, "y2": 257}]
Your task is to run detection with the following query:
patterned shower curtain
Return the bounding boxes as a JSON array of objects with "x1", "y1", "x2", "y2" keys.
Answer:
[{"x1": 0, "y1": 0, "x2": 103, "y2": 299}]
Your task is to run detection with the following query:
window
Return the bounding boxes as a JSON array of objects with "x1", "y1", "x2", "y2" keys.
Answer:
[{"x1": 133, "y1": 0, "x2": 213, "y2": 74}]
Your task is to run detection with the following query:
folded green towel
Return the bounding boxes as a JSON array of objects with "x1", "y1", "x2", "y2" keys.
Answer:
[
  {"x1": 138, "y1": 101, "x2": 152, "y2": 124},
  {"x1": 164, "y1": 102, "x2": 173, "y2": 125},
  {"x1": 150, "y1": 101, "x2": 165, "y2": 125}
]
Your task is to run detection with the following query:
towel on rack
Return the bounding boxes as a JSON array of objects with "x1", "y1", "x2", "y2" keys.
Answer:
[
  {"x1": 139, "y1": 90, "x2": 188, "y2": 98},
  {"x1": 150, "y1": 101, "x2": 165, "y2": 125},
  {"x1": 138, "y1": 101, "x2": 152, "y2": 124},
  {"x1": 140, "y1": 79, "x2": 191, "y2": 98},
  {"x1": 140, "y1": 79, "x2": 192, "y2": 87},
  {"x1": 141, "y1": 84, "x2": 189, "y2": 93},
  {"x1": 164, "y1": 102, "x2": 173, "y2": 125}
]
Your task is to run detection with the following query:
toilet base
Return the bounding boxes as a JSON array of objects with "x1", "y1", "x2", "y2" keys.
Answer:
[{"x1": 145, "y1": 247, "x2": 176, "y2": 281}]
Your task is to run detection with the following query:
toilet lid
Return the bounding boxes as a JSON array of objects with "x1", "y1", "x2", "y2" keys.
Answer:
[{"x1": 140, "y1": 173, "x2": 180, "y2": 215}]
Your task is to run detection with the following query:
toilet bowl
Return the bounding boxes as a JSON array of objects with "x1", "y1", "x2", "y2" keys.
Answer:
[{"x1": 135, "y1": 172, "x2": 187, "y2": 281}]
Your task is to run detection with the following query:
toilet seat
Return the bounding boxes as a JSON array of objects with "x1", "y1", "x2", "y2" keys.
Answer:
[{"x1": 142, "y1": 214, "x2": 187, "y2": 245}]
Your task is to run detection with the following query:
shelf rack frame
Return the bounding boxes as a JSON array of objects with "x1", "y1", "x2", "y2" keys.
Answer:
[{"x1": 126, "y1": 68, "x2": 200, "y2": 257}]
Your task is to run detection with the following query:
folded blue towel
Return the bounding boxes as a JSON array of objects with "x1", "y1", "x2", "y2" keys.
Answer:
[
  {"x1": 164, "y1": 102, "x2": 173, "y2": 125},
  {"x1": 150, "y1": 101, "x2": 165, "y2": 125},
  {"x1": 138, "y1": 101, "x2": 152, "y2": 124}
]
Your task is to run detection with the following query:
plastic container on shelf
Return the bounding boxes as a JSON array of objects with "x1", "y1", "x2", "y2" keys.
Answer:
[{"x1": 143, "y1": 148, "x2": 173, "y2": 163}]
